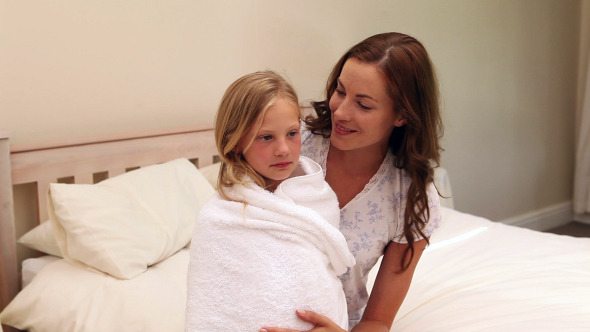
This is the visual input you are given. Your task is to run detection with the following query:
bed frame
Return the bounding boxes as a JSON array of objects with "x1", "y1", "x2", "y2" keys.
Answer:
[{"x1": 0, "y1": 125, "x2": 218, "y2": 317}]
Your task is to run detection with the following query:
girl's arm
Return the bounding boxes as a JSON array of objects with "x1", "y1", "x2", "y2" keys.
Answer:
[{"x1": 351, "y1": 238, "x2": 429, "y2": 332}]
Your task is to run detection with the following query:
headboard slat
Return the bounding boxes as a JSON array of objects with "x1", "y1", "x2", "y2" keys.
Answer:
[
  {"x1": 0, "y1": 133, "x2": 18, "y2": 313},
  {"x1": 197, "y1": 156, "x2": 214, "y2": 168},
  {"x1": 108, "y1": 169, "x2": 126, "y2": 178},
  {"x1": 10, "y1": 128, "x2": 217, "y2": 185},
  {"x1": 74, "y1": 173, "x2": 94, "y2": 185},
  {"x1": 37, "y1": 180, "x2": 52, "y2": 222}
]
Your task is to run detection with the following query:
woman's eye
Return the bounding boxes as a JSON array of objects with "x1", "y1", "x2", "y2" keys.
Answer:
[
  {"x1": 358, "y1": 103, "x2": 371, "y2": 110},
  {"x1": 335, "y1": 88, "x2": 345, "y2": 96}
]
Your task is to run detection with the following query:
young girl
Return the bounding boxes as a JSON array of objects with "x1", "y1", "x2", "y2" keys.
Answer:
[{"x1": 185, "y1": 70, "x2": 355, "y2": 331}]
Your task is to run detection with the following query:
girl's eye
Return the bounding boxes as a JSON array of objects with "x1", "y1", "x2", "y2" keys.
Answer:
[
  {"x1": 288, "y1": 130, "x2": 299, "y2": 137},
  {"x1": 260, "y1": 135, "x2": 272, "y2": 141}
]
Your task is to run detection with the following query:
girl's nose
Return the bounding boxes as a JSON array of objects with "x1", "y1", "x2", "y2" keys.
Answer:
[{"x1": 274, "y1": 138, "x2": 290, "y2": 156}]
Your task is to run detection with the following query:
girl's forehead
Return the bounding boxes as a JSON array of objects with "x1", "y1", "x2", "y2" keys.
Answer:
[{"x1": 263, "y1": 99, "x2": 300, "y2": 121}]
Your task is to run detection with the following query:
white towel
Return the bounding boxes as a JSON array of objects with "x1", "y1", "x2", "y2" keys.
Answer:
[{"x1": 185, "y1": 156, "x2": 355, "y2": 332}]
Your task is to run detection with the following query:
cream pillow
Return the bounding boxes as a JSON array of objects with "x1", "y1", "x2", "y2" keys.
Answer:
[
  {"x1": 0, "y1": 249, "x2": 189, "y2": 332},
  {"x1": 17, "y1": 220, "x2": 62, "y2": 257},
  {"x1": 198, "y1": 162, "x2": 220, "y2": 189},
  {"x1": 48, "y1": 158, "x2": 214, "y2": 279}
]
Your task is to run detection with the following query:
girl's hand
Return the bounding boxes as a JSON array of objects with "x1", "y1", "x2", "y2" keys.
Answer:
[{"x1": 259, "y1": 309, "x2": 347, "y2": 332}]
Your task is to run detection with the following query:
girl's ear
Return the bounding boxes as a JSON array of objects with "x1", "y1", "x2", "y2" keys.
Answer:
[{"x1": 232, "y1": 140, "x2": 243, "y2": 154}]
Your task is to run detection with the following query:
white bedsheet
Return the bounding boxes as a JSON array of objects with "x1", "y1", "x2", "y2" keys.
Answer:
[
  {"x1": 10, "y1": 207, "x2": 590, "y2": 331},
  {"x1": 384, "y1": 207, "x2": 590, "y2": 331}
]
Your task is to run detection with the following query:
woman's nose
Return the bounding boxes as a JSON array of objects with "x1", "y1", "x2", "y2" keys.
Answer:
[{"x1": 332, "y1": 99, "x2": 352, "y2": 121}]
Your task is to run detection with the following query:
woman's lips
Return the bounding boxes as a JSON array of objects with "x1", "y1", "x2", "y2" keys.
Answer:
[{"x1": 334, "y1": 123, "x2": 356, "y2": 135}]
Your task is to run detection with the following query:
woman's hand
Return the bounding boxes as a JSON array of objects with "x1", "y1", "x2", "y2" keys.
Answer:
[{"x1": 259, "y1": 309, "x2": 347, "y2": 332}]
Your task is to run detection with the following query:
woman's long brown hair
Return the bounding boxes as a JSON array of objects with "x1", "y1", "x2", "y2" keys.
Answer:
[{"x1": 305, "y1": 32, "x2": 444, "y2": 270}]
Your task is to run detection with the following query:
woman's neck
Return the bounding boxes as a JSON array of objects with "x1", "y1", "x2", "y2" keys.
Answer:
[
  {"x1": 327, "y1": 143, "x2": 388, "y2": 177},
  {"x1": 325, "y1": 143, "x2": 388, "y2": 208}
]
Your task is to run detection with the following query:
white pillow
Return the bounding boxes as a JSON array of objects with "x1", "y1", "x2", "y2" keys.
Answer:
[
  {"x1": 17, "y1": 220, "x2": 62, "y2": 257},
  {"x1": 48, "y1": 158, "x2": 214, "y2": 279},
  {"x1": 0, "y1": 249, "x2": 189, "y2": 332},
  {"x1": 21, "y1": 255, "x2": 61, "y2": 288},
  {"x1": 198, "y1": 162, "x2": 220, "y2": 189}
]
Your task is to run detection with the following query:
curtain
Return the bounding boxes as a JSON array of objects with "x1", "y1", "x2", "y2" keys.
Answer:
[{"x1": 574, "y1": 45, "x2": 590, "y2": 215}]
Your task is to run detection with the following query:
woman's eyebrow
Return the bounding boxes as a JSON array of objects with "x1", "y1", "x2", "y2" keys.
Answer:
[
  {"x1": 357, "y1": 93, "x2": 377, "y2": 102},
  {"x1": 337, "y1": 78, "x2": 377, "y2": 101}
]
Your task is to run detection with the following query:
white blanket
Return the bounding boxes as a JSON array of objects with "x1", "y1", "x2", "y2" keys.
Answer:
[{"x1": 185, "y1": 156, "x2": 355, "y2": 332}]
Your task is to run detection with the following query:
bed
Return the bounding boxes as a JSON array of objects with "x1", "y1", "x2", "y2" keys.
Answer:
[{"x1": 1, "y1": 126, "x2": 589, "y2": 332}]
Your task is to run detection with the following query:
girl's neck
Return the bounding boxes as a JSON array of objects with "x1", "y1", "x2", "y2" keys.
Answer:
[{"x1": 263, "y1": 161, "x2": 304, "y2": 192}]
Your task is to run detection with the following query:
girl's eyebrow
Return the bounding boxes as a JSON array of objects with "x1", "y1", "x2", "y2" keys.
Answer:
[
  {"x1": 337, "y1": 78, "x2": 377, "y2": 102},
  {"x1": 258, "y1": 121, "x2": 299, "y2": 133}
]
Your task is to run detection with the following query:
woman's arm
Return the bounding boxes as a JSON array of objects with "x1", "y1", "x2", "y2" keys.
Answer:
[
  {"x1": 351, "y1": 238, "x2": 429, "y2": 332},
  {"x1": 261, "y1": 238, "x2": 429, "y2": 332}
]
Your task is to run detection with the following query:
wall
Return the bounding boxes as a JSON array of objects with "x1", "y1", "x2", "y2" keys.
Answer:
[{"x1": 0, "y1": 0, "x2": 581, "y2": 221}]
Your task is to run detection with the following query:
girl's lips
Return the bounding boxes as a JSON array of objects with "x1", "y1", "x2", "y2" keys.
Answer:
[
  {"x1": 272, "y1": 162, "x2": 292, "y2": 168},
  {"x1": 334, "y1": 123, "x2": 356, "y2": 135}
]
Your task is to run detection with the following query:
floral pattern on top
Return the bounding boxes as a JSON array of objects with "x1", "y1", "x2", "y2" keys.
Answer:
[{"x1": 301, "y1": 127, "x2": 441, "y2": 329}]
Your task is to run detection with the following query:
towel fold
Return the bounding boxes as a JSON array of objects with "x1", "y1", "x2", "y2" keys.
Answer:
[{"x1": 186, "y1": 156, "x2": 355, "y2": 331}]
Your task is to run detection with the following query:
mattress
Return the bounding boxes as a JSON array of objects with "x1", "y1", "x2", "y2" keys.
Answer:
[{"x1": 11, "y1": 207, "x2": 590, "y2": 331}]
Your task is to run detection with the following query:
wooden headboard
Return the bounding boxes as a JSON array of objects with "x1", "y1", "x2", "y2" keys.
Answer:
[{"x1": 0, "y1": 125, "x2": 217, "y2": 314}]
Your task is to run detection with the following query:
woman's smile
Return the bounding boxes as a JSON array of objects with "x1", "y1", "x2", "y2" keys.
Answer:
[{"x1": 333, "y1": 122, "x2": 357, "y2": 135}]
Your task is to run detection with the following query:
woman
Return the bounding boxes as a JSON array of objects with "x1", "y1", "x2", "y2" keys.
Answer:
[{"x1": 261, "y1": 32, "x2": 443, "y2": 332}]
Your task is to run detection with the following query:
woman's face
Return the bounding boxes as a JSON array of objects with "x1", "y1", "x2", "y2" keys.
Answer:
[
  {"x1": 328, "y1": 58, "x2": 405, "y2": 153},
  {"x1": 240, "y1": 98, "x2": 301, "y2": 191}
]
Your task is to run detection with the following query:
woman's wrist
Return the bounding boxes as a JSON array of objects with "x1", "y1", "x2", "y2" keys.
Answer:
[{"x1": 351, "y1": 320, "x2": 390, "y2": 332}]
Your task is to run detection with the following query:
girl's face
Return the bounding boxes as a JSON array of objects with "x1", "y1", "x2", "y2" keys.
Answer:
[
  {"x1": 240, "y1": 98, "x2": 301, "y2": 191},
  {"x1": 328, "y1": 58, "x2": 406, "y2": 154}
]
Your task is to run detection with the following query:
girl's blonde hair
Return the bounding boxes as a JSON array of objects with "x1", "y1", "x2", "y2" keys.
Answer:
[{"x1": 215, "y1": 70, "x2": 299, "y2": 200}]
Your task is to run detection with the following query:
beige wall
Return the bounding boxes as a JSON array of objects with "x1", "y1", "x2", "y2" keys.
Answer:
[{"x1": 0, "y1": 0, "x2": 581, "y2": 221}]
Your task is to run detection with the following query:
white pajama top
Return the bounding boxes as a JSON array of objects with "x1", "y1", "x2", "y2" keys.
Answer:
[{"x1": 301, "y1": 127, "x2": 441, "y2": 329}]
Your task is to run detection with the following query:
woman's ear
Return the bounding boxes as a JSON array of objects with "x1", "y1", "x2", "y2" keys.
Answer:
[
  {"x1": 392, "y1": 108, "x2": 407, "y2": 127},
  {"x1": 393, "y1": 115, "x2": 406, "y2": 127}
]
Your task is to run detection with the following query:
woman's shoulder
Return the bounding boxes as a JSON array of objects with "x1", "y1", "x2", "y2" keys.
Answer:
[
  {"x1": 300, "y1": 123, "x2": 328, "y2": 162},
  {"x1": 300, "y1": 121, "x2": 314, "y2": 143}
]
